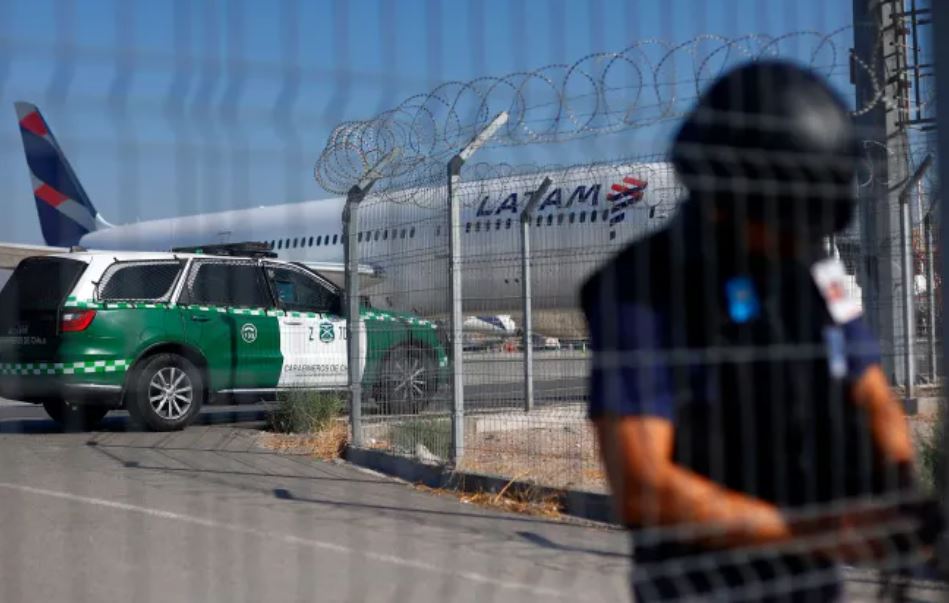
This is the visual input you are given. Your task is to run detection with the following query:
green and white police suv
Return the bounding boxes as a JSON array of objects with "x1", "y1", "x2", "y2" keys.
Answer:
[{"x1": 0, "y1": 245, "x2": 448, "y2": 431}]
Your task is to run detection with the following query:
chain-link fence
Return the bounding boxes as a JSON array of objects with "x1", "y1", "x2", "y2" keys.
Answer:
[
  {"x1": 329, "y1": 8, "x2": 949, "y2": 599},
  {"x1": 337, "y1": 21, "x2": 944, "y2": 488}
]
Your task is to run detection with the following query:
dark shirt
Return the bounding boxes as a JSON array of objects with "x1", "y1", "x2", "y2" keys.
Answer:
[
  {"x1": 582, "y1": 207, "x2": 882, "y2": 601},
  {"x1": 587, "y1": 300, "x2": 879, "y2": 421}
]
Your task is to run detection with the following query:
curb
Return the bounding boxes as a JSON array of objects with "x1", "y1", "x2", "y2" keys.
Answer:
[{"x1": 344, "y1": 446, "x2": 618, "y2": 525}]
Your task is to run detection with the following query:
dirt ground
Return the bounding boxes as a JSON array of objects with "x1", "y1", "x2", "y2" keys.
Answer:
[
  {"x1": 458, "y1": 421, "x2": 608, "y2": 493},
  {"x1": 260, "y1": 401, "x2": 944, "y2": 498},
  {"x1": 910, "y1": 409, "x2": 940, "y2": 444},
  {"x1": 458, "y1": 408, "x2": 944, "y2": 495}
]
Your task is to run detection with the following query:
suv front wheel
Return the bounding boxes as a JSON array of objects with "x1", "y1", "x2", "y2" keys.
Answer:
[
  {"x1": 375, "y1": 343, "x2": 438, "y2": 415},
  {"x1": 127, "y1": 353, "x2": 204, "y2": 431}
]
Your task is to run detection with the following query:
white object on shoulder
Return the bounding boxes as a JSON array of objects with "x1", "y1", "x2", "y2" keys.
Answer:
[{"x1": 810, "y1": 258, "x2": 862, "y2": 325}]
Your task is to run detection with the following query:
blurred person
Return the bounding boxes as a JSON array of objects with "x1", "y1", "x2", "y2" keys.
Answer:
[{"x1": 582, "y1": 61, "x2": 942, "y2": 601}]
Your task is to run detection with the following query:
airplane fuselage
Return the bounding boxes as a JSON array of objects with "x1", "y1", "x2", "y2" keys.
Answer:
[{"x1": 81, "y1": 162, "x2": 685, "y2": 317}]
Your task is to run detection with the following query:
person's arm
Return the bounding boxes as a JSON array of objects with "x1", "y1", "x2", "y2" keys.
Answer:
[
  {"x1": 839, "y1": 317, "x2": 915, "y2": 470},
  {"x1": 594, "y1": 415, "x2": 793, "y2": 549},
  {"x1": 833, "y1": 323, "x2": 929, "y2": 562},
  {"x1": 850, "y1": 365, "x2": 915, "y2": 467}
]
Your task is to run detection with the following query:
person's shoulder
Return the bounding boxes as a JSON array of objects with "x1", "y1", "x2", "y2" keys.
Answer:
[{"x1": 580, "y1": 228, "x2": 676, "y2": 312}]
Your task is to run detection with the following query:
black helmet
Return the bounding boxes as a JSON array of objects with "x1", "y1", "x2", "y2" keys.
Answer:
[{"x1": 671, "y1": 60, "x2": 859, "y2": 235}]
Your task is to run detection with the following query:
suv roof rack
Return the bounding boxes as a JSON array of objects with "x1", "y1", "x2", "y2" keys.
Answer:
[{"x1": 170, "y1": 241, "x2": 277, "y2": 259}]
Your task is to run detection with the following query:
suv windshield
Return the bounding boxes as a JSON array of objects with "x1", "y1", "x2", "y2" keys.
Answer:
[{"x1": 0, "y1": 257, "x2": 86, "y2": 314}]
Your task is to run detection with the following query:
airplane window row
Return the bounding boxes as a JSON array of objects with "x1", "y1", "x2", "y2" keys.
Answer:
[
  {"x1": 356, "y1": 227, "x2": 416, "y2": 243},
  {"x1": 268, "y1": 227, "x2": 422, "y2": 250},
  {"x1": 268, "y1": 234, "x2": 340, "y2": 250},
  {"x1": 264, "y1": 210, "x2": 613, "y2": 250},
  {"x1": 465, "y1": 209, "x2": 611, "y2": 233}
]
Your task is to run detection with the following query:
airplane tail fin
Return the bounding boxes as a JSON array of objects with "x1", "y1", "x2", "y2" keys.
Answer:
[{"x1": 14, "y1": 102, "x2": 109, "y2": 246}]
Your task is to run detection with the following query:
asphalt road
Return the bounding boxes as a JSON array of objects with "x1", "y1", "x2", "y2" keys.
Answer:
[
  {"x1": 443, "y1": 349, "x2": 589, "y2": 410},
  {"x1": 0, "y1": 397, "x2": 276, "y2": 432},
  {"x1": 0, "y1": 403, "x2": 631, "y2": 602},
  {"x1": 0, "y1": 340, "x2": 944, "y2": 603},
  {"x1": 0, "y1": 402, "x2": 947, "y2": 601}
]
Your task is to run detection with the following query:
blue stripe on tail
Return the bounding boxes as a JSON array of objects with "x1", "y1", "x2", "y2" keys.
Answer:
[{"x1": 34, "y1": 200, "x2": 90, "y2": 248}]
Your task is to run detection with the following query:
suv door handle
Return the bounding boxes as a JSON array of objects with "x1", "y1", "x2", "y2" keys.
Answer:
[
  {"x1": 284, "y1": 320, "x2": 303, "y2": 326},
  {"x1": 190, "y1": 315, "x2": 210, "y2": 322}
]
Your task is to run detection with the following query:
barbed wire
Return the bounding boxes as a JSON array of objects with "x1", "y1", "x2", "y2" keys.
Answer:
[{"x1": 314, "y1": 27, "x2": 894, "y2": 195}]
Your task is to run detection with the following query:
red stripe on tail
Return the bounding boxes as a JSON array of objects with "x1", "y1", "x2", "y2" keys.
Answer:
[
  {"x1": 34, "y1": 183, "x2": 68, "y2": 207},
  {"x1": 19, "y1": 111, "x2": 48, "y2": 137}
]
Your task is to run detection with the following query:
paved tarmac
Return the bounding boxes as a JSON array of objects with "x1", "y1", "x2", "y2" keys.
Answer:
[
  {"x1": 0, "y1": 405, "x2": 630, "y2": 602},
  {"x1": 0, "y1": 397, "x2": 945, "y2": 602}
]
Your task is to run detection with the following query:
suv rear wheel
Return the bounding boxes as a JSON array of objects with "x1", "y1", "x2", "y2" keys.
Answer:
[
  {"x1": 127, "y1": 353, "x2": 204, "y2": 431},
  {"x1": 42, "y1": 400, "x2": 109, "y2": 431}
]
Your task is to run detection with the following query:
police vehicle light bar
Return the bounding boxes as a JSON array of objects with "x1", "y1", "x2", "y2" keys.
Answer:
[{"x1": 171, "y1": 241, "x2": 278, "y2": 259}]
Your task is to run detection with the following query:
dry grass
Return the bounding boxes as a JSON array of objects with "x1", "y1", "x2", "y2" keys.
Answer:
[
  {"x1": 910, "y1": 404, "x2": 946, "y2": 492},
  {"x1": 414, "y1": 481, "x2": 564, "y2": 519},
  {"x1": 257, "y1": 419, "x2": 349, "y2": 460},
  {"x1": 268, "y1": 390, "x2": 343, "y2": 434}
]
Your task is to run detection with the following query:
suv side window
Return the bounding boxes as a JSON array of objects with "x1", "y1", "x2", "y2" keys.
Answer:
[
  {"x1": 265, "y1": 264, "x2": 339, "y2": 313},
  {"x1": 98, "y1": 261, "x2": 183, "y2": 302},
  {"x1": 183, "y1": 261, "x2": 272, "y2": 308}
]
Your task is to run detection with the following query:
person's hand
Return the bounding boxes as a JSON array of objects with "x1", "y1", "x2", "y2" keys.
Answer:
[
  {"x1": 833, "y1": 506, "x2": 909, "y2": 563},
  {"x1": 788, "y1": 504, "x2": 914, "y2": 564}
]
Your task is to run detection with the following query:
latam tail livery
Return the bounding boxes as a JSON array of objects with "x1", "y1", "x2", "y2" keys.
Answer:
[
  {"x1": 13, "y1": 102, "x2": 686, "y2": 319},
  {"x1": 15, "y1": 102, "x2": 113, "y2": 246}
]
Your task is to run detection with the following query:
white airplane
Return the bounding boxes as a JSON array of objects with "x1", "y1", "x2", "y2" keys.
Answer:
[{"x1": 10, "y1": 101, "x2": 686, "y2": 322}]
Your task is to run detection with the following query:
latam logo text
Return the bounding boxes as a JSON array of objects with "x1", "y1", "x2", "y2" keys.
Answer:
[
  {"x1": 473, "y1": 180, "x2": 650, "y2": 218},
  {"x1": 475, "y1": 184, "x2": 602, "y2": 217}
]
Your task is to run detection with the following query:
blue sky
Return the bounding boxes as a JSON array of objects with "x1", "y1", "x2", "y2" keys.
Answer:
[{"x1": 0, "y1": 0, "x2": 852, "y2": 244}]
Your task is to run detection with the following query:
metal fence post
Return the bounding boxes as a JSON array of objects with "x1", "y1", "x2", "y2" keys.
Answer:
[
  {"x1": 925, "y1": 213, "x2": 937, "y2": 381},
  {"x1": 520, "y1": 177, "x2": 552, "y2": 413},
  {"x1": 899, "y1": 191, "x2": 916, "y2": 408},
  {"x1": 342, "y1": 150, "x2": 399, "y2": 448},
  {"x1": 447, "y1": 112, "x2": 508, "y2": 464},
  {"x1": 898, "y1": 155, "x2": 931, "y2": 409}
]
